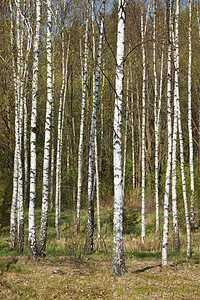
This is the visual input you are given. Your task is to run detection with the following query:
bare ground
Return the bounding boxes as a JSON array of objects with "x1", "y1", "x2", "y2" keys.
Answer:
[{"x1": 0, "y1": 255, "x2": 199, "y2": 299}]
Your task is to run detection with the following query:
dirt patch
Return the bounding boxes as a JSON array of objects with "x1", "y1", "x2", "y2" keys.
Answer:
[{"x1": 0, "y1": 256, "x2": 199, "y2": 299}]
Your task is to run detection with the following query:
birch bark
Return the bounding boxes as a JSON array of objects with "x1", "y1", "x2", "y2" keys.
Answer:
[
  {"x1": 9, "y1": 0, "x2": 18, "y2": 249},
  {"x1": 29, "y1": 0, "x2": 41, "y2": 259},
  {"x1": 55, "y1": 31, "x2": 70, "y2": 238},
  {"x1": 15, "y1": 0, "x2": 24, "y2": 253},
  {"x1": 162, "y1": 0, "x2": 172, "y2": 266},
  {"x1": 153, "y1": 0, "x2": 160, "y2": 233},
  {"x1": 141, "y1": 0, "x2": 150, "y2": 243},
  {"x1": 122, "y1": 69, "x2": 129, "y2": 197},
  {"x1": 100, "y1": 61, "x2": 105, "y2": 179},
  {"x1": 188, "y1": 0, "x2": 195, "y2": 230},
  {"x1": 131, "y1": 70, "x2": 135, "y2": 190},
  {"x1": 76, "y1": 6, "x2": 89, "y2": 233},
  {"x1": 112, "y1": 0, "x2": 126, "y2": 276},
  {"x1": 55, "y1": 29, "x2": 65, "y2": 238},
  {"x1": 95, "y1": 129, "x2": 101, "y2": 250},
  {"x1": 24, "y1": 93, "x2": 28, "y2": 205},
  {"x1": 38, "y1": 0, "x2": 53, "y2": 256},
  {"x1": 49, "y1": 58, "x2": 55, "y2": 213},
  {"x1": 177, "y1": 100, "x2": 191, "y2": 259},
  {"x1": 141, "y1": 4, "x2": 146, "y2": 244},
  {"x1": 171, "y1": 0, "x2": 180, "y2": 252},
  {"x1": 86, "y1": 1, "x2": 104, "y2": 252}
]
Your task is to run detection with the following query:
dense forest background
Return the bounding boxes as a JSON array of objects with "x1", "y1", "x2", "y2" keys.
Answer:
[{"x1": 0, "y1": 0, "x2": 199, "y2": 257}]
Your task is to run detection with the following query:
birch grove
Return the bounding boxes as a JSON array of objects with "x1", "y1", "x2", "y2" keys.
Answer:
[{"x1": 1, "y1": 0, "x2": 199, "y2": 273}]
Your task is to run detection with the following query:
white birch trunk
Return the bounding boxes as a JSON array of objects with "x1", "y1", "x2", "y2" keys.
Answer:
[
  {"x1": 49, "y1": 65, "x2": 55, "y2": 212},
  {"x1": 175, "y1": 3, "x2": 191, "y2": 253},
  {"x1": 15, "y1": 0, "x2": 24, "y2": 253},
  {"x1": 154, "y1": 38, "x2": 164, "y2": 233},
  {"x1": 140, "y1": 0, "x2": 150, "y2": 242},
  {"x1": 22, "y1": 2, "x2": 32, "y2": 206},
  {"x1": 24, "y1": 94, "x2": 28, "y2": 205},
  {"x1": 38, "y1": 0, "x2": 53, "y2": 256},
  {"x1": 86, "y1": 1, "x2": 104, "y2": 251},
  {"x1": 49, "y1": 1, "x2": 58, "y2": 214},
  {"x1": 122, "y1": 70, "x2": 129, "y2": 197},
  {"x1": 95, "y1": 129, "x2": 101, "y2": 250},
  {"x1": 112, "y1": 0, "x2": 126, "y2": 276},
  {"x1": 131, "y1": 70, "x2": 135, "y2": 190},
  {"x1": 153, "y1": 0, "x2": 160, "y2": 233},
  {"x1": 29, "y1": 0, "x2": 41, "y2": 259},
  {"x1": 55, "y1": 29, "x2": 65, "y2": 238},
  {"x1": 136, "y1": 81, "x2": 141, "y2": 188},
  {"x1": 171, "y1": 0, "x2": 180, "y2": 252},
  {"x1": 9, "y1": 0, "x2": 18, "y2": 249},
  {"x1": 55, "y1": 31, "x2": 70, "y2": 237},
  {"x1": 141, "y1": 5, "x2": 146, "y2": 244},
  {"x1": 17, "y1": 90, "x2": 24, "y2": 253},
  {"x1": 49, "y1": 57, "x2": 55, "y2": 212},
  {"x1": 177, "y1": 100, "x2": 191, "y2": 259},
  {"x1": 188, "y1": 0, "x2": 195, "y2": 230},
  {"x1": 162, "y1": 0, "x2": 172, "y2": 266},
  {"x1": 58, "y1": 26, "x2": 72, "y2": 219},
  {"x1": 100, "y1": 61, "x2": 105, "y2": 178},
  {"x1": 21, "y1": 1, "x2": 32, "y2": 207},
  {"x1": 76, "y1": 8, "x2": 89, "y2": 233}
]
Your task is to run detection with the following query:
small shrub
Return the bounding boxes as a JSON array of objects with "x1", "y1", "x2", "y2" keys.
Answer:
[{"x1": 108, "y1": 208, "x2": 140, "y2": 234}]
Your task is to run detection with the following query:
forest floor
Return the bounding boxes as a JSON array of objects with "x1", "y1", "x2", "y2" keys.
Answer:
[{"x1": 0, "y1": 208, "x2": 200, "y2": 299}]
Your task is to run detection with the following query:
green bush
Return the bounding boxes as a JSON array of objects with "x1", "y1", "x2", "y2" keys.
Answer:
[{"x1": 108, "y1": 207, "x2": 140, "y2": 234}]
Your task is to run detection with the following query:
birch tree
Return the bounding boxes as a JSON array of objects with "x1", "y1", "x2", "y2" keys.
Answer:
[
  {"x1": 122, "y1": 68, "x2": 129, "y2": 197},
  {"x1": 153, "y1": 0, "x2": 160, "y2": 233},
  {"x1": 55, "y1": 27, "x2": 65, "y2": 238},
  {"x1": 9, "y1": 0, "x2": 32, "y2": 250},
  {"x1": 131, "y1": 70, "x2": 135, "y2": 190},
  {"x1": 86, "y1": 0, "x2": 105, "y2": 252},
  {"x1": 112, "y1": 0, "x2": 126, "y2": 276},
  {"x1": 55, "y1": 28, "x2": 71, "y2": 238},
  {"x1": 29, "y1": 0, "x2": 41, "y2": 259},
  {"x1": 38, "y1": 0, "x2": 53, "y2": 256},
  {"x1": 140, "y1": 0, "x2": 151, "y2": 243},
  {"x1": 141, "y1": 3, "x2": 146, "y2": 244},
  {"x1": 162, "y1": 0, "x2": 172, "y2": 266},
  {"x1": 9, "y1": 0, "x2": 25, "y2": 253},
  {"x1": 177, "y1": 101, "x2": 191, "y2": 259},
  {"x1": 188, "y1": 0, "x2": 195, "y2": 230},
  {"x1": 9, "y1": 0, "x2": 18, "y2": 250},
  {"x1": 15, "y1": 0, "x2": 24, "y2": 253},
  {"x1": 95, "y1": 130, "x2": 101, "y2": 250},
  {"x1": 141, "y1": 2, "x2": 147, "y2": 244},
  {"x1": 54, "y1": 2, "x2": 72, "y2": 236},
  {"x1": 76, "y1": 4, "x2": 89, "y2": 233},
  {"x1": 49, "y1": 63, "x2": 55, "y2": 213},
  {"x1": 171, "y1": 0, "x2": 180, "y2": 251}
]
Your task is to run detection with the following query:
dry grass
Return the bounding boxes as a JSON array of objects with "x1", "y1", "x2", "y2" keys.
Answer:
[
  {"x1": 0, "y1": 208, "x2": 200, "y2": 299},
  {"x1": 0, "y1": 255, "x2": 200, "y2": 299}
]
